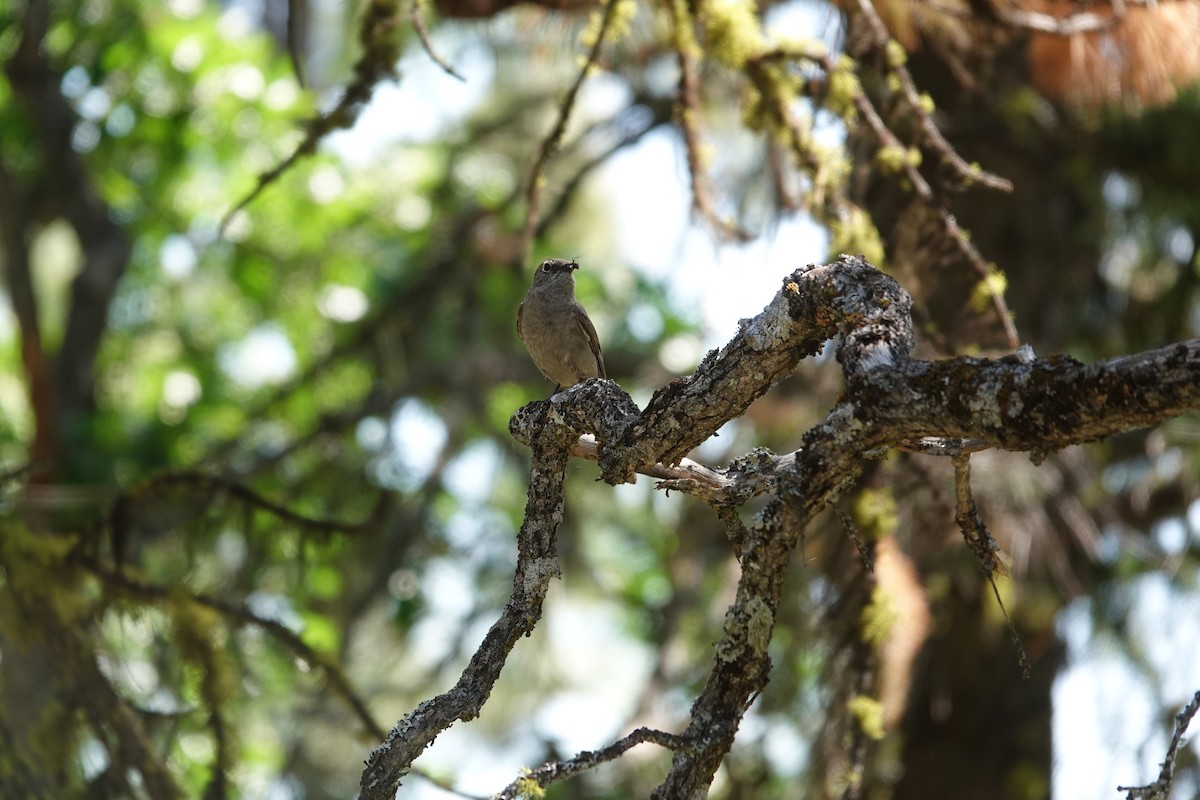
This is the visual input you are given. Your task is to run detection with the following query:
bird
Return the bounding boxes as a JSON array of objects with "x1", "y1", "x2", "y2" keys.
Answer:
[{"x1": 517, "y1": 258, "x2": 605, "y2": 392}]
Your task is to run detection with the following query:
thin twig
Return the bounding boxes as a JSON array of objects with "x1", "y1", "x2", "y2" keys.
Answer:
[
  {"x1": 83, "y1": 558, "x2": 389, "y2": 740},
  {"x1": 220, "y1": 0, "x2": 403, "y2": 232},
  {"x1": 571, "y1": 433, "x2": 728, "y2": 489},
  {"x1": 847, "y1": 0, "x2": 1020, "y2": 348},
  {"x1": 520, "y1": 0, "x2": 623, "y2": 265},
  {"x1": 491, "y1": 727, "x2": 691, "y2": 799},
  {"x1": 952, "y1": 454, "x2": 1030, "y2": 678},
  {"x1": 102, "y1": 469, "x2": 386, "y2": 537},
  {"x1": 535, "y1": 97, "x2": 672, "y2": 239},
  {"x1": 897, "y1": 437, "x2": 990, "y2": 456},
  {"x1": 410, "y1": 0, "x2": 466, "y2": 81},
  {"x1": 666, "y1": 0, "x2": 750, "y2": 241}
]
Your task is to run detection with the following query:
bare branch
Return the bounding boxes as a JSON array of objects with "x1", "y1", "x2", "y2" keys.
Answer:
[
  {"x1": 852, "y1": 337, "x2": 1200, "y2": 454},
  {"x1": 653, "y1": 402, "x2": 873, "y2": 796},
  {"x1": 1119, "y1": 689, "x2": 1200, "y2": 800}
]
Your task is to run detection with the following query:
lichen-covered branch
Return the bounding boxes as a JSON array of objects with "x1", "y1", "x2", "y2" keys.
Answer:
[
  {"x1": 653, "y1": 402, "x2": 873, "y2": 797},
  {"x1": 364, "y1": 254, "x2": 1200, "y2": 798},
  {"x1": 359, "y1": 409, "x2": 577, "y2": 799},
  {"x1": 849, "y1": 338, "x2": 1200, "y2": 455}
]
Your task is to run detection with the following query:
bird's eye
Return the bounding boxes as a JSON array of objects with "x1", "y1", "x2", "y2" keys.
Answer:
[{"x1": 541, "y1": 262, "x2": 552, "y2": 272}]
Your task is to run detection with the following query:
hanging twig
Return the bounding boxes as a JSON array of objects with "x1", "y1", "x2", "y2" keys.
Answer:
[{"x1": 410, "y1": 0, "x2": 466, "y2": 81}]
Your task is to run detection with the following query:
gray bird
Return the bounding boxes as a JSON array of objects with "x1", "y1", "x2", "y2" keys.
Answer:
[{"x1": 517, "y1": 258, "x2": 606, "y2": 391}]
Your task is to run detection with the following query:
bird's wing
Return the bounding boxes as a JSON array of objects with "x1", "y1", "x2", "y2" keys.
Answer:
[
  {"x1": 516, "y1": 300, "x2": 525, "y2": 343},
  {"x1": 574, "y1": 305, "x2": 606, "y2": 379}
]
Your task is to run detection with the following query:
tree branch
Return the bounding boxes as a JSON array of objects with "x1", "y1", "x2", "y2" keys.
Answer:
[
  {"x1": 359, "y1": 408, "x2": 577, "y2": 799},
  {"x1": 364, "y1": 254, "x2": 1200, "y2": 797},
  {"x1": 1118, "y1": 689, "x2": 1200, "y2": 799},
  {"x1": 492, "y1": 727, "x2": 691, "y2": 799}
]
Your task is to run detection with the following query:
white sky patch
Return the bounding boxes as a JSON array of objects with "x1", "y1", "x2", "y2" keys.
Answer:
[
  {"x1": 408, "y1": 594, "x2": 657, "y2": 796},
  {"x1": 765, "y1": 0, "x2": 844, "y2": 45},
  {"x1": 355, "y1": 415, "x2": 388, "y2": 453},
  {"x1": 1052, "y1": 581, "x2": 1200, "y2": 797},
  {"x1": 217, "y1": 323, "x2": 297, "y2": 388},
  {"x1": 532, "y1": 599, "x2": 656, "y2": 753},
  {"x1": 324, "y1": 42, "x2": 494, "y2": 168},
  {"x1": 227, "y1": 63, "x2": 265, "y2": 100},
  {"x1": 317, "y1": 283, "x2": 368, "y2": 322},
  {"x1": 162, "y1": 369, "x2": 201, "y2": 408},
  {"x1": 307, "y1": 164, "x2": 345, "y2": 204},
  {"x1": 171, "y1": 37, "x2": 204, "y2": 73},
  {"x1": 160, "y1": 234, "x2": 198, "y2": 279},
  {"x1": 409, "y1": 724, "x2": 545, "y2": 799},
  {"x1": 382, "y1": 398, "x2": 449, "y2": 490},
  {"x1": 443, "y1": 440, "x2": 501, "y2": 506},
  {"x1": 601, "y1": 131, "x2": 827, "y2": 352}
]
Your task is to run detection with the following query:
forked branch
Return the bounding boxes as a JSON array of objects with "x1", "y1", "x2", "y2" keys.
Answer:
[{"x1": 363, "y1": 255, "x2": 1200, "y2": 798}]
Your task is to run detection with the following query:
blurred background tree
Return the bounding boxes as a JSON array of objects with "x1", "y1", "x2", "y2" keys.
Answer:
[{"x1": 0, "y1": 0, "x2": 1198, "y2": 797}]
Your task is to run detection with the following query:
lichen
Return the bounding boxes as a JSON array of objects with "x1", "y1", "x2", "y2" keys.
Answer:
[
  {"x1": 847, "y1": 694, "x2": 886, "y2": 740},
  {"x1": 861, "y1": 584, "x2": 898, "y2": 650},
  {"x1": 700, "y1": 0, "x2": 764, "y2": 67},
  {"x1": 744, "y1": 595, "x2": 775, "y2": 653}
]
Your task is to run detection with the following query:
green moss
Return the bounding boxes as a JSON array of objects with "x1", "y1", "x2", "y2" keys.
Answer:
[{"x1": 827, "y1": 65, "x2": 862, "y2": 123}]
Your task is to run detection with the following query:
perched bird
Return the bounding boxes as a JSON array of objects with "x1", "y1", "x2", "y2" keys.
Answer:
[{"x1": 517, "y1": 258, "x2": 605, "y2": 391}]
